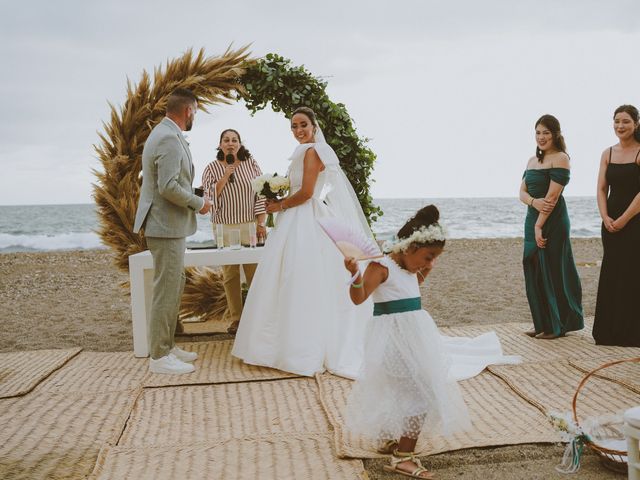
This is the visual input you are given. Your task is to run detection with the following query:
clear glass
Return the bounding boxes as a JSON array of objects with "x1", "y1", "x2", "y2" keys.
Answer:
[
  {"x1": 229, "y1": 229, "x2": 241, "y2": 250},
  {"x1": 215, "y1": 224, "x2": 224, "y2": 249},
  {"x1": 248, "y1": 222, "x2": 257, "y2": 248},
  {"x1": 207, "y1": 188, "x2": 215, "y2": 224}
]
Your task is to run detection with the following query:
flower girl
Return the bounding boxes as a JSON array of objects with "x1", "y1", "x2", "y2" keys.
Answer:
[{"x1": 344, "y1": 205, "x2": 471, "y2": 479}]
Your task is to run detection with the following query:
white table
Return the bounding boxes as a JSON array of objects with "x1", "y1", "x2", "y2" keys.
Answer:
[{"x1": 129, "y1": 247, "x2": 264, "y2": 357}]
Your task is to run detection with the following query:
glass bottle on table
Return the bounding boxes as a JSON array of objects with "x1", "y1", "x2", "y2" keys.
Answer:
[
  {"x1": 249, "y1": 222, "x2": 257, "y2": 248},
  {"x1": 206, "y1": 188, "x2": 223, "y2": 249},
  {"x1": 215, "y1": 224, "x2": 224, "y2": 249},
  {"x1": 229, "y1": 229, "x2": 241, "y2": 250}
]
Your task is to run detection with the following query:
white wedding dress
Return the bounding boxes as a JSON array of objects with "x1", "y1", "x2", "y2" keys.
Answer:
[{"x1": 231, "y1": 140, "x2": 372, "y2": 378}]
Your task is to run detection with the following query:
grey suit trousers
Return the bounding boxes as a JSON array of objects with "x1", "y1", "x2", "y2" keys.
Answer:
[{"x1": 146, "y1": 236, "x2": 186, "y2": 359}]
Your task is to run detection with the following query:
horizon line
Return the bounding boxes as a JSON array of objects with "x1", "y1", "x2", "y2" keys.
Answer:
[{"x1": 0, "y1": 194, "x2": 598, "y2": 208}]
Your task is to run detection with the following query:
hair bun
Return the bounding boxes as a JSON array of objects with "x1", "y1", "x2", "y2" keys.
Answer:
[
  {"x1": 414, "y1": 205, "x2": 440, "y2": 224},
  {"x1": 397, "y1": 204, "x2": 441, "y2": 239}
]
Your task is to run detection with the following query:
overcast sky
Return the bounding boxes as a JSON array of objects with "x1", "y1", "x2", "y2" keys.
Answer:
[{"x1": 1, "y1": 0, "x2": 639, "y2": 205}]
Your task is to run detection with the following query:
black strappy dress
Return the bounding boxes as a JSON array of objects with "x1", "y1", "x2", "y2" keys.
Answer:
[{"x1": 592, "y1": 148, "x2": 640, "y2": 346}]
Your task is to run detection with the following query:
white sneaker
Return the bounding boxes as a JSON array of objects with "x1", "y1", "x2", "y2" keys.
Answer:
[
  {"x1": 149, "y1": 353, "x2": 195, "y2": 375},
  {"x1": 170, "y1": 346, "x2": 198, "y2": 363}
]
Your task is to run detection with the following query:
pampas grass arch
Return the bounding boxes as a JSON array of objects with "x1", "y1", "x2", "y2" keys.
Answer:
[{"x1": 93, "y1": 46, "x2": 380, "y2": 322}]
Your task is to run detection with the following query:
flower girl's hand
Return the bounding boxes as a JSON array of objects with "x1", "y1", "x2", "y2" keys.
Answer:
[{"x1": 344, "y1": 257, "x2": 359, "y2": 276}]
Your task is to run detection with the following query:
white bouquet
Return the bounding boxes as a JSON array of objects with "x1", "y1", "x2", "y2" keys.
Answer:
[
  {"x1": 547, "y1": 411, "x2": 591, "y2": 474},
  {"x1": 251, "y1": 173, "x2": 290, "y2": 227}
]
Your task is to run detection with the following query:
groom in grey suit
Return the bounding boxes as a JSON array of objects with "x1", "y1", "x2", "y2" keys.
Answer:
[{"x1": 134, "y1": 88, "x2": 211, "y2": 374}]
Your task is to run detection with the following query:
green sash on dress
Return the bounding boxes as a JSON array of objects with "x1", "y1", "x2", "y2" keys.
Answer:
[{"x1": 373, "y1": 297, "x2": 421, "y2": 316}]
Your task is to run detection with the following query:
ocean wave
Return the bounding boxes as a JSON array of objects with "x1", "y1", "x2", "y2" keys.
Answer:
[
  {"x1": 0, "y1": 199, "x2": 602, "y2": 252},
  {"x1": 186, "y1": 230, "x2": 214, "y2": 244},
  {"x1": 571, "y1": 227, "x2": 600, "y2": 237},
  {"x1": 0, "y1": 232, "x2": 106, "y2": 253}
]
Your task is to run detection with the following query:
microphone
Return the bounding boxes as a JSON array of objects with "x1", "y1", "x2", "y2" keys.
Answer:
[{"x1": 226, "y1": 154, "x2": 235, "y2": 183}]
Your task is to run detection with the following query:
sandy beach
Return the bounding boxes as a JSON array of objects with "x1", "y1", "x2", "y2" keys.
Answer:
[
  {"x1": 0, "y1": 238, "x2": 624, "y2": 479},
  {"x1": 0, "y1": 238, "x2": 602, "y2": 352}
]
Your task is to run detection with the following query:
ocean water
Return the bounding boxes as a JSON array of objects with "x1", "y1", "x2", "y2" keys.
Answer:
[{"x1": 0, "y1": 197, "x2": 601, "y2": 253}]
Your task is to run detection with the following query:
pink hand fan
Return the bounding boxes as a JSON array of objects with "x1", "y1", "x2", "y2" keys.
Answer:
[{"x1": 317, "y1": 217, "x2": 383, "y2": 261}]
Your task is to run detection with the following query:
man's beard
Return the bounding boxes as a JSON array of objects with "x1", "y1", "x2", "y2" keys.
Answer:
[{"x1": 185, "y1": 114, "x2": 194, "y2": 131}]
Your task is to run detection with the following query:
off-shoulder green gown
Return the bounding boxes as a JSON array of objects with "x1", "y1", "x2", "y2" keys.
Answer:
[{"x1": 523, "y1": 168, "x2": 583, "y2": 336}]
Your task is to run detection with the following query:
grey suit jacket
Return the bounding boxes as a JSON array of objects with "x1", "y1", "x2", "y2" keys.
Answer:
[{"x1": 133, "y1": 118, "x2": 204, "y2": 238}]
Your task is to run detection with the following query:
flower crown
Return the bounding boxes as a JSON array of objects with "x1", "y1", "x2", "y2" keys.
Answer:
[{"x1": 383, "y1": 223, "x2": 447, "y2": 253}]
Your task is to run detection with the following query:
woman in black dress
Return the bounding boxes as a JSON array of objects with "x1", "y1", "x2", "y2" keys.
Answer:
[{"x1": 593, "y1": 105, "x2": 640, "y2": 346}]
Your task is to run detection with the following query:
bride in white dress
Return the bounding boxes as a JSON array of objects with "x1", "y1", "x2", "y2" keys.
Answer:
[{"x1": 231, "y1": 107, "x2": 373, "y2": 378}]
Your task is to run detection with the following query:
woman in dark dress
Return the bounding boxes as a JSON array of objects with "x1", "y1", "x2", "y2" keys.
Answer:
[
  {"x1": 519, "y1": 115, "x2": 584, "y2": 339},
  {"x1": 593, "y1": 105, "x2": 640, "y2": 346}
]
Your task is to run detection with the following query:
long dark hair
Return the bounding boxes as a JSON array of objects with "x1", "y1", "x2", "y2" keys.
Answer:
[
  {"x1": 535, "y1": 114, "x2": 567, "y2": 162},
  {"x1": 397, "y1": 205, "x2": 445, "y2": 248},
  {"x1": 216, "y1": 129, "x2": 252, "y2": 161},
  {"x1": 614, "y1": 104, "x2": 640, "y2": 142}
]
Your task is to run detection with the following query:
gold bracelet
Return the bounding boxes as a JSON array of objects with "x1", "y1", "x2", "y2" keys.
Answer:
[{"x1": 529, "y1": 197, "x2": 535, "y2": 207}]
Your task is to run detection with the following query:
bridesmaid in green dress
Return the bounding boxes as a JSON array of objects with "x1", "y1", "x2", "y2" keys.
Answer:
[{"x1": 519, "y1": 115, "x2": 584, "y2": 339}]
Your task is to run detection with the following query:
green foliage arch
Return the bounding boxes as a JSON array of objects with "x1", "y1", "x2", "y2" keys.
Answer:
[{"x1": 241, "y1": 53, "x2": 382, "y2": 223}]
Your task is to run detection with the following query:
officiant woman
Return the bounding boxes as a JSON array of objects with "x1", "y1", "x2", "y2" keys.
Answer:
[{"x1": 202, "y1": 129, "x2": 267, "y2": 334}]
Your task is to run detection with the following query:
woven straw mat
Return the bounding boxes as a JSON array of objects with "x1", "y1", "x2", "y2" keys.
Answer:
[
  {"x1": 315, "y1": 371, "x2": 559, "y2": 459},
  {"x1": 440, "y1": 318, "x2": 640, "y2": 364},
  {"x1": 32, "y1": 352, "x2": 148, "y2": 395},
  {"x1": 0, "y1": 389, "x2": 140, "y2": 480},
  {"x1": 119, "y1": 378, "x2": 330, "y2": 448},
  {"x1": 569, "y1": 355, "x2": 640, "y2": 394},
  {"x1": 144, "y1": 340, "x2": 301, "y2": 388},
  {"x1": 0, "y1": 347, "x2": 82, "y2": 398},
  {"x1": 488, "y1": 359, "x2": 640, "y2": 418},
  {"x1": 90, "y1": 434, "x2": 366, "y2": 480}
]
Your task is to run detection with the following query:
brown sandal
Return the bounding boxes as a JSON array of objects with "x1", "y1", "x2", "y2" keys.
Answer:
[
  {"x1": 376, "y1": 439, "x2": 399, "y2": 454},
  {"x1": 227, "y1": 320, "x2": 240, "y2": 334},
  {"x1": 524, "y1": 329, "x2": 537, "y2": 337},
  {"x1": 383, "y1": 450, "x2": 435, "y2": 479}
]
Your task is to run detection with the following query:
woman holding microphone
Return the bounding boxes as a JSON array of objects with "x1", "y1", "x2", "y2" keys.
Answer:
[{"x1": 202, "y1": 129, "x2": 266, "y2": 334}]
